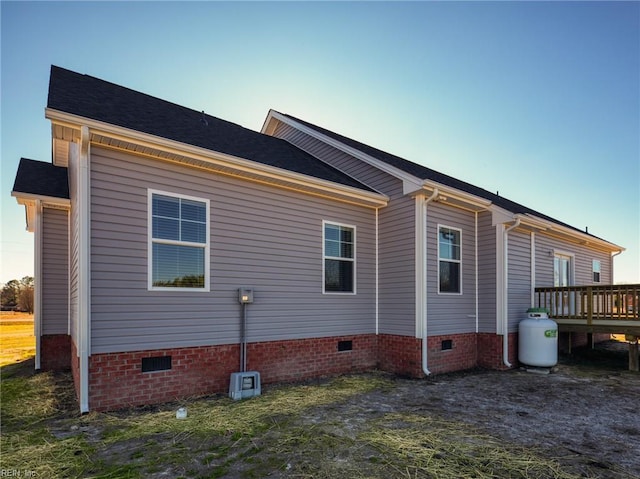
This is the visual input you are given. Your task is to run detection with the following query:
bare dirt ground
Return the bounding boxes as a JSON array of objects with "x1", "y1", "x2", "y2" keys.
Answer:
[
  {"x1": 4, "y1": 337, "x2": 638, "y2": 478},
  {"x1": 289, "y1": 340, "x2": 640, "y2": 479}
]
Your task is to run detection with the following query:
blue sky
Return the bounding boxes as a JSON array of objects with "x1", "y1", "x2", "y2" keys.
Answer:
[{"x1": 1, "y1": 1, "x2": 638, "y2": 284}]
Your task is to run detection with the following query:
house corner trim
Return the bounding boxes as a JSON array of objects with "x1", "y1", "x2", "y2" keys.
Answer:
[{"x1": 78, "y1": 125, "x2": 91, "y2": 413}]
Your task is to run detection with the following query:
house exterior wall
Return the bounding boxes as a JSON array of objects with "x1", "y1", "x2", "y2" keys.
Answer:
[
  {"x1": 534, "y1": 233, "x2": 612, "y2": 287},
  {"x1": 68, "y1": 144, "x2": 80, "y2": 350},
  {"x1": 42, "y1": 207, "x2": 69, "y2": 335},
  {"x1": 89, "y1": 147, "x2": 377, "y2": 354},
  {"x1": 41, "y1": 206, "x2": 71, "y2": 371},
  {"x1": 271, "y1": 122, "x2": 416, "y2": 336},
  {"x1": 477, "y1": 211, "x2": 497, "y2": 333},
  {"x1": 426, "y1": 202, "x2": 477, "y2": 336},
  {"x1": 507, "y1": 229, "x2": 533, "y2": 332}
]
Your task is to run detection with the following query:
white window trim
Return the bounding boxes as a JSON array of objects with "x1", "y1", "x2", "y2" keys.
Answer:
[
  {"x1": 437, "y1": 224, "x2": 463, "y2": 295},
  {"x1": 553, "y1": 249, "x2": 575, "y2": 287},
  {"x1": 322, "y1": 220, "x2": 357, "y2": 295},
  {"x1": 592, "y1": 259, "x2": 602, "y2": 283},
  {"x1": 148, "y1": 189, "x2": 210, "y2": 292}
]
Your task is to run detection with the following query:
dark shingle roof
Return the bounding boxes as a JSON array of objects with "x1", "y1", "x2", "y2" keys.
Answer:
[
  {"x1": 13, "y1": 158, "x2": 69, "y2": 199},
  {"x1": 47, "y1": 66, "x2": 373, "y2": 192},
  {"x1": 281, "y1": 113, "x2": 595, "y2": 235}
]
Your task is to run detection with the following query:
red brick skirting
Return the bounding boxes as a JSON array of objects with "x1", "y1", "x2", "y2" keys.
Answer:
[
  {"x1": 70, "y1": 339, "x2": 80, "y2": 403},
  {"x1": 378, "y1": 333, "x2": 481, "y2": 378},
  {"x1": 477, "y1": 332, "x2": 518, "y2": 369},
  {"x1": 40, "y1": 334, "x2": 71, "y2": 371},
  {"x1": 59, "y1": 332, "x2": 530, "y2": 411},
  {"x1": 88, "y1": 335, "x2": 378, "y2": 411}
]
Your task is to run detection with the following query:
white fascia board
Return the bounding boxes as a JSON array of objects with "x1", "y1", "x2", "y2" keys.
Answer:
[
  {"x1": 516, "y1": 213, "x2": 624, "y2": 253},
  {"x1": 12, "y1": 194, "x2": 70, "y2": 232},
  {"x1": 418, "y1": 181, "x2": 494, "y2": 211},
  {"x1": 265, "y1": 111, "x2": 422, "y2": 186},
  {"x1": 260, "y1": 109, "x2": 280, "y2": 136},
  {"x1": 12, "y1": 191, "x2": 70, "y2": 208},
  {"x1": 46, "y1": 109, "x2": 388, "y2": 209}
]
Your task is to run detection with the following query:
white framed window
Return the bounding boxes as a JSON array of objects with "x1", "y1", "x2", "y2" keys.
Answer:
[
  {"x1": 592, "y1": 259, "x2": 601, "y2": 283},
  {"x1": 553, "y1": 251, "x2": 574, "y2": 287},
  {"x1": 438, "y1": 225, "x2": 462, "y2": 294},
  {"x1": 148, "y1": 189, "x2": 210, "y2": 291},
  {"x1": 323, "y1": 221, "x2": 356, "y2": 294}
]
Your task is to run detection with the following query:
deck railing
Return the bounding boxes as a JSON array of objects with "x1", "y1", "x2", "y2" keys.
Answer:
[{"x1": 535, "y1": 284, "x2": 640, "y2": 324}]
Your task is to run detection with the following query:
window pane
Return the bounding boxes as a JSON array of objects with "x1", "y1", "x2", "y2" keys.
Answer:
[
  {"x1": 181, "y1": 199, "x2": 206, "y2": 223},
  {"x1": 325, "y1": 224, "x2": 339, "y2": 241},
  {"x1": 340, "y1": 228, "x2": 353, "y2": 243},
  {"x1": 325, "y1": 239, "x2": 340, "y2": 257},
  {"x1": 153, "y1": 195, "x2": 179, "y2": 218},
  {"x1": 181, "y1": 221, "x2": 206, "y2": 244},
  {"x1": 439, "y1": 228, "x2": 460, "y2": 260},
  {"x1": 153, "y1": 217, "x2": 179, "y2": 241},
  {"x1": 341, "y1": 242, "x2": 353, "y2": 259},
  {"x1": 439, "y1": 261, "x2": 460, "y2": 293},
  {"x1": 325, "y1": 259, "x2": 353, "y2": 292},
  {"x1": 152, "y1": 243, "x2": 205, "y2": 288},
  {"x1": 324, "y1": 224, "x2": 354, "y2": 259}
]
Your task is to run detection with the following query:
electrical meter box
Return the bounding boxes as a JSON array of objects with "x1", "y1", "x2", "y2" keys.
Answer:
[
  {"x1": 238, "y1": 288, "x2": 254, "y2": 304},
  {"x1": 229, "y1": 371, "x2": 261, "y2": 400}
]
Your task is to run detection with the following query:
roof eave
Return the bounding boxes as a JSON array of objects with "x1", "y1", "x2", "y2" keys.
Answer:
[
  {"x1": 46, "y1": 108, "x2": 389, "y2": 209},
  {"x1": 515, "y1": 213, "x2": 624, "y2": 253},
  {"x1": 11, "y1": 192, "x2": 70, "y2": 232}
]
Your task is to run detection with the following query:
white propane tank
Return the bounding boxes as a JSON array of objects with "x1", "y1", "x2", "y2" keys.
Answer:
[{"x1": 518, "y1": 308, "x2": 558, "y2": 367}]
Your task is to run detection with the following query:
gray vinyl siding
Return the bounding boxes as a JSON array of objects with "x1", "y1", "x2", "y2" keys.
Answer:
[
  {"x1": 426, "y1": 202, "x2": 477, "y2": 336},
  {"x1": 377, "y1": 196, "x2": 415, "y2": 335},
  {"x1": 42, "y1": 208, "x2": 69, "y2": 335},
  {"x1": 507, "y1": 229, "x2": 532, "y2": 332},
  {"x1": 534, "y1": 233, "x2": 612, "y2": 287},
  {"x1": 89, "y1": 147, "x2": 377, "y2": 354},
  {"x1": 272, "y1": 122, "x2": 416, "y2": 336},
  {"x1": 477, "y1": 211, "x2": 496, "y2": 333}
]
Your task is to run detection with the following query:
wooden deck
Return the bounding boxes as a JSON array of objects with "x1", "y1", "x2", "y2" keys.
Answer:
[{"x1": 535, "y1": 284, "x2": 640, "y2": 370}]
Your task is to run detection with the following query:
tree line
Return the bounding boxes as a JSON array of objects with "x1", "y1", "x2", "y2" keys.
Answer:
[{"x1": 1, "y1": 276, "x2": 34, "y2": 313}]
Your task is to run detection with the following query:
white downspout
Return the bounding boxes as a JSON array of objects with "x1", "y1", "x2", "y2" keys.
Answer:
[
  {"x1": 421, "y1": 188, "x2": 439, "y2": 376},
  {"x1": 375, "y1": 207, "x2": 379, "y2": 335},
  {"x1": 611, "y1": 250, "x2": 622, "y2": 283},
  {"x1": 475, "y1": 212, "x2": 479, "y2": 333},
  {"x1": 502, "y1": 217, "x2": 521, "y2": 368},
  {"x1": 34, "y1": 200, "x2": 43, "y2": 370}
]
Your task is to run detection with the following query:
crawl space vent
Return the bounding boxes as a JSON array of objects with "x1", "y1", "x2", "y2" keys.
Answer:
[{"x1": 141, "y1": 356, "x2": 172, "y2": 372}]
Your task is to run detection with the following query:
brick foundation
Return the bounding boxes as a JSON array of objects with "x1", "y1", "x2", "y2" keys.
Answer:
[
  {"x1": 68, "y1": 330, "x2": 533, "y2": 411},
  {"x1": 70, "y1": 339, "x2": 80, "y2": 403},
  {"x1": 247, "y1": 334, "x2": 377, "y2": 384},
  {"x1": 477, "y1": 332, "x2": 518, "y2": 369},
  {"x1": 88, "y1": 334, "x2": 378, "y2": 411},
  {"x1": 40, "y1": 334, "x2": 71, "y2": 371},
  {"x1": 377, "y1": 332, "x2": 483, "y2": 378},
  {"x1": 427, "y1": 333, "x2": 478, "y2": 374}
]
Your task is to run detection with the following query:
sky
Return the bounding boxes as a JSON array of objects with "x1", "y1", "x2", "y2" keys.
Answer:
[{"x1": 1, "y1": 1, "x2": 639, "y2": 284}]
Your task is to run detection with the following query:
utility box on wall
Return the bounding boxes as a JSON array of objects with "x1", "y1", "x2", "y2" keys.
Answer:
[
  {"x1": 229, "y1": 371, "x2": 261, "y2": 400},
  {"x1": 238, "y1": 288, "x2": 254, "y2": 304}
]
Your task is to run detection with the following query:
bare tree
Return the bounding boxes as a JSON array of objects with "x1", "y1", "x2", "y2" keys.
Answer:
[{"x1": 1, "y1": 279, "x2": 20, "y2": 310}]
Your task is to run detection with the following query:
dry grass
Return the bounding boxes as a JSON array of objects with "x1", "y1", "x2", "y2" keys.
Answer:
[
  {"x1": 0, "y1": 366, "x2": 592, "y2": 479},
  {"x1": 363, "y1": 414, "x2": 577, "y2": 479},
  {"x1": 0, "y1": 313, "x2": 34, "y2": 367}
]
